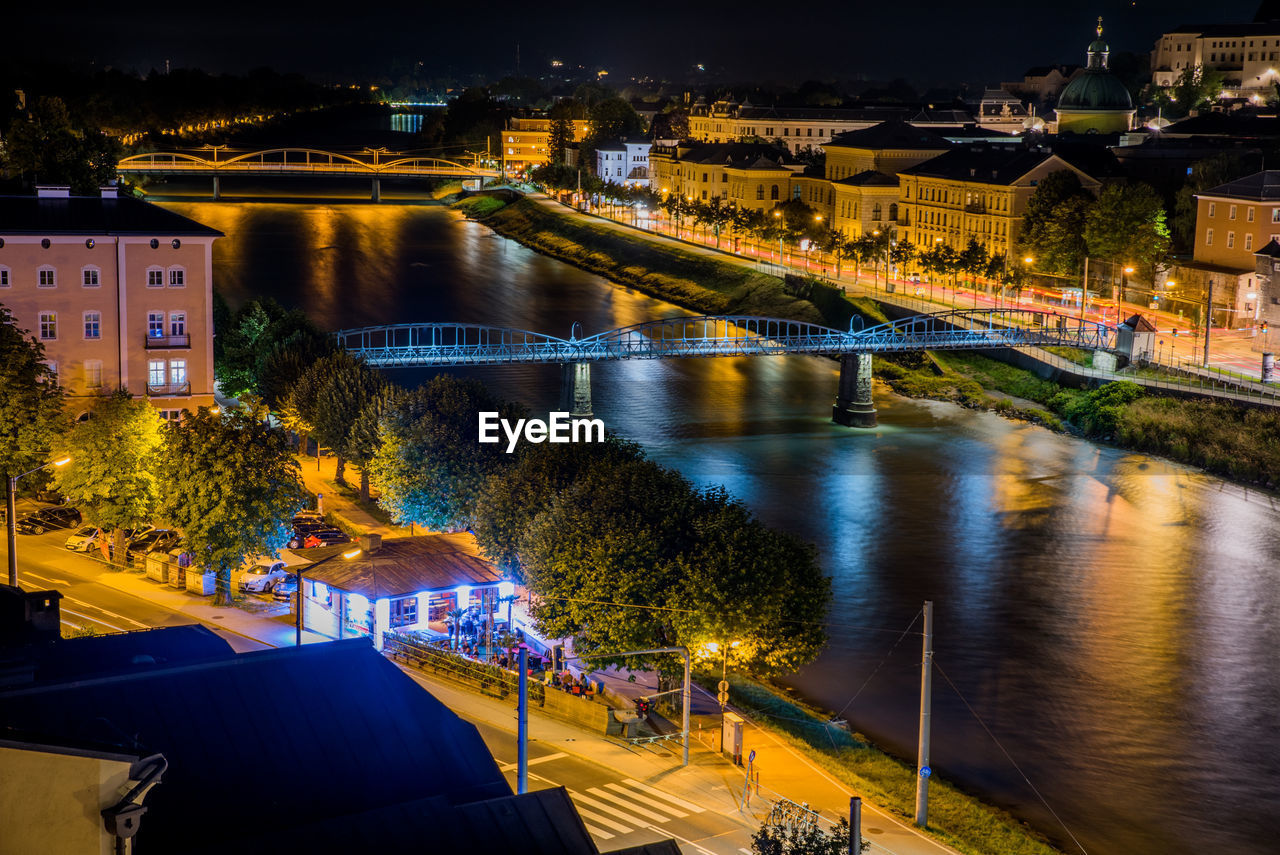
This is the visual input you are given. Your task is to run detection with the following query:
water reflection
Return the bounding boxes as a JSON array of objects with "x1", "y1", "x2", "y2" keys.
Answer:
[{"x1": 163, "y1": 200, "x2": 1280, "y2": 855}]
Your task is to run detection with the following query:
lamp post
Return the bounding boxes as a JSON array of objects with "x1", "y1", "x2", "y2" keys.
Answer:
[
  {"x1": 1121, "y1": 265, "x2": 1135, "y2": 327},
  {"x1": 774, "y1": 211, "x2": 784, "y2": 272},
  {"x1": 7, "y1": 456, "x2": 71, "y2": 588}
]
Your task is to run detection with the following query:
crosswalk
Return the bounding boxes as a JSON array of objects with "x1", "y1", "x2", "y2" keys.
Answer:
[{"x1": 568, "y1": 778, "x2": 705, "y2": 840}]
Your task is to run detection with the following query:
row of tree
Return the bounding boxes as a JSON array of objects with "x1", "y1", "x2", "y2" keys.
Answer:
[
  {"x1": 1017, "y1": 170, "x2": 1171, "y2": 283},
  {"x1": 217, "y1": 310, "x2": 831, "y2": 678}
]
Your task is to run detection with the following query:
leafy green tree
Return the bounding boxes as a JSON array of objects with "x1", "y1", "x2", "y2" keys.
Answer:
[
  {"x1": 52, "y1": 391, "x2": 164, "y2": 564},
  {"x1": 214, "y1": 297, "x2": 328, "y2": 400},
  {"x1": 752, "y1": 819, "x2": 865, "y2": 855},
  {"x1": 583, "y1": 98, "x2": 645, "y2": 173},
  {"x1": 157, "y1": 404, "x2": 306, "y2": 605},
  {"x1": 346, "y1": 384, "x2": 399, "y2": 501},
  {"x1": 472, "y1": 436, "x2": 645, "y2": 579},
  {"x1": 547, "y1": 101, "x2": 577, "y2": 165},
  {"x1": 1170, "y1": 64, "x2": 1225, "y2": 117},
  {"x1": 369, "y1": 376, "x2": 523, "y2": 530},
  {"x1": 0, "y1": 306, "x2": 66, "y2": 495},
  {"x1": 300, "y1": 351, "x2": 387, "y2": 491},
  {"x1": 2, "y1": 96, "x2": 121, "y2": 194},
  {"x1": 258, "y1": 333, "x2": 336, "y2": 413},
  {"x1": 1172, "y1": 152, "x2": 1261, "y2": 251},
  {"x1": 1018, "y1": 170, "x2": 1094, "y2": 276},
  {"x1": 1084, "y1": 181, "x2": 1171, "y2": 282},
  {"x1": 959, "y1": 238, "x2": 989, "y2": 295}
]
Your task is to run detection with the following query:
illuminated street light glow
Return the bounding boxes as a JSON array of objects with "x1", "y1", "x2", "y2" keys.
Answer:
[{"x1": 343, "y1": 548, "x2": 362, "y2": 559}]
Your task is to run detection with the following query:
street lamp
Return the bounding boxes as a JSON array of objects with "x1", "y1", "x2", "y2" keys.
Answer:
[
  {"x1": 7, "y1": 456, "x2": 71, "y2": 588},
  {"x1": 773, "y1": 211, "x2": 784, "y2": 270}
]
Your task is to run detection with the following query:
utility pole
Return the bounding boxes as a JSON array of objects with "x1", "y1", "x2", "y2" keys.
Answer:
[
  {"x1": 1080, "y1": 257, "x2": 1089, "y2": 324},
  {"x1": 915, "y1": 600, "x2": 934, "y2": 828},
  {"x1": 517, "y1": 644, "x2": 529, "y2": 793},
  {"x1": 849, "y1": 796, "x2": 862, "y2": 855},
  {"x1": 1203, "y1": 278, "x2": 1214, "y2": 368}
]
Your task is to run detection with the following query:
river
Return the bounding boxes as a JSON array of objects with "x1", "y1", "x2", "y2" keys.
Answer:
[{"x1": 161, "y1": 197, "x2": 1280, "y2": 855}]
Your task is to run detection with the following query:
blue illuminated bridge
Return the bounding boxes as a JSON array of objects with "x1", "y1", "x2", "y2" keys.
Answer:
[{"x1": 335, "y1": 309, "x2": 1115, "y2": 428}]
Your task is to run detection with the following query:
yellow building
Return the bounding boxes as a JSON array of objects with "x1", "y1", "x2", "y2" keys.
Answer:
[
  {"x1": 0, "y1": 186, "x2": 220, "y2": 420},
  {"x1": 898, "y1": 146, "x2": 1101, "y2": 257},
  {"x1": 1054, "y1": 18, "x2": 1136, "y2": 135},
  {"x1": 503, "y1": 116, "x2": 589, "y2": 173},
  {"x1": 650, "y1": 142, "x2": 804, "y2": 208}
]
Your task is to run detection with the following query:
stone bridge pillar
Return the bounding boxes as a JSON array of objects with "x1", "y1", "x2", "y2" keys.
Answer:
[
  {"x1": 371, "y1": 178, "x2": 381, "y2": 202},
  {"x1": 559, "y1": 363, "x2": 592, "y2": 418},
  {"x1": 212, "y1": 175, "x2": 220, "y2": 201},
  {"x1": 833, "y1": 353, "x2": 876, "y2": 428}
]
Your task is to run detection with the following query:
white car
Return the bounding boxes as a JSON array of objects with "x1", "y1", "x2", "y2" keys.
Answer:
[
  {"x1": 64, "y1": 525, "x2": 102, "y2": 552},
  {"x1": 239, "y1": 560, "x2": 288, "y2": 593}
]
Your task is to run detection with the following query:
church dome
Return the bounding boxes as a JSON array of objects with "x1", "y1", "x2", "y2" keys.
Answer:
[
  {"x1": 1058, "y1": 72, "x2": 1133, "y2": 111},
  {"x1": 1057, "y1": 17, "x2": 1133, "y2": 112}
]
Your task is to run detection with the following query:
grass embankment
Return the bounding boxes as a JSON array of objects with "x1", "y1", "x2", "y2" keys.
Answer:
[
  {"x1": 454, "y1": 196, "x2": 823, "y2": 321},
  {"x1": 707, "y1": 671, "x2": 1061, "y2": 855}
]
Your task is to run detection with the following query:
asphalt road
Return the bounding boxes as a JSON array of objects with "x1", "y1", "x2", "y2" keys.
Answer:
[{"x1": 469, "y1": 715, "x2": 757, "y2": 855}]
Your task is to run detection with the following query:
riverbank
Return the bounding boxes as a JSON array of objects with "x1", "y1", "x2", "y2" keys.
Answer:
[{"x1": 457, "y1": 193, "x2": 1280, "y2": 490}]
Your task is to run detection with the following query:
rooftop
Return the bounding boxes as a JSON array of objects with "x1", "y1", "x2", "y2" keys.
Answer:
[
  {"x1": 1201, "y1": 170, "x2": 1280, "y2": 201},
  {"x1": 825, "y1": 119, "x2": 953, "y2": 151},
  {"x1": 302, "y1": 534, "x2": 502, "y2": 599},
  {"x1": 0, "y1": 194, "x2": 222, "y2": 237},
  {"x1": 900, "y1": 146, "x2": 1065, "y2": 186}
]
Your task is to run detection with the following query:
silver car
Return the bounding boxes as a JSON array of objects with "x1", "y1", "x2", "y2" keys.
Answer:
[{"x1": 239, "y1": 560, "x2": 288, "y2": 593}]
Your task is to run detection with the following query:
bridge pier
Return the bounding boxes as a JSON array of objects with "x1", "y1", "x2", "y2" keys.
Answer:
[
  {"x1": 833, "y1": 353, "x2": 877, "y2": 428},
  {"x1": 212, "y1": 175, "x2": 220, "y2": 201},
  {"x1": 371, "y1": 178, "x2": 381, "y2": 202},
  {"x1": 559, "y1": 363, "x2": 592, "y2": 419}
]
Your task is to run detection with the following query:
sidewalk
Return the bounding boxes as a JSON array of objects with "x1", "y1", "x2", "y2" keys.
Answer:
[{"x1": 294, "y1": 450, "x2": 408, "y2": 538}]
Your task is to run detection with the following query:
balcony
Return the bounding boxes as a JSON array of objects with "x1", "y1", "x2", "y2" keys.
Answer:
[
  {"x1": 964, "y1": 203, "x2": 987, "y2": 214},
  {"x1": 144, "y1": 333, "x2": 190, "y2": 349},
  {"x1": 147, "y1": 382, "x2": 191, "y2": 397}
]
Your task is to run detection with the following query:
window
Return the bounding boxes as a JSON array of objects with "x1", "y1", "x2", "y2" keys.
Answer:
[
  {"x1": 0, "y1": 267, "x2": 8, "y2": 287},
  {"x1": 39, "y1": 311, "x2": 57, "y2": 340},
  {"x1": 84, "y1": 360, "x2": 103, "y2": 389},
  {"x1": 1249, "y1": 207, "x2": 1256, "y2": 222},
  {"x1": 148, "y1": 360, "x2": 165, "y2": 386},
  {"x1": 38, "y1": 267, "x2": 56, "y2": 288},
  {"x1": 148, "y1": 311, "x2": 164, "y2": 338},
  {"x1": 1206, "y1": 228, "x2": 1214, "y2": 245},
  {"x1": 84, "y1": 311, "x2": 101, "y2": 340},
  {"x1": 756, "y1": 185, "x2": 764, "y2": 200},
  {"x1": 1227, "y1": 231, "x2": 1235, "y2": 249},
  {"x1": 82, "y1": 266, "x2": 100, "y2": 287},
  {"x1": 770, "y1": 185, "x2": 779, "y2": 200},
  {"x1": 169, "y1": 360, "x2": 187, "y2": 386},
  {"x1": 872, "y1": 202, "x2": 882, "y2": 221},
  {"x1": 389, "y1": 596, "x2": 419, "y2": 628},
  {"x1": 1246, "y1": 233, "x2": 1254, "y2": 251},
  {"x1": 1230, "y1": 205, "x2": 1237, "y2": 220},
  {"x1": 169, "y1": 312, "x2": 186, "y2": 336},
  {"x1": 1272, "y1": 207, "x2": 1280, "y2": 223},
  {"x1": 147, "y1": 267, "x2": 164, "y2": 288}
]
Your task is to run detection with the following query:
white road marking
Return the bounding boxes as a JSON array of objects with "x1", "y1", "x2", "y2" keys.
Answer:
[
  {"x1": 585, "y1": 787, "x2": 673, "y2": 823},
  {"x1": 498, "y1": 751, "x2": 568, "y2": 772},
  {"x1": 570, "y1": 791, "x2": 668, "y2": 826},
  {"x1": 59, "y1": 606, "x2": 129, "y2": 633},
  {"x1": 60, "y1": 595, "x2": 150, "y2": 629},
  {"x1": 604, "y1": 783, "x2": 688, "y2": 817},
  {"x1": 580, "y1": 822, "x2": 615, "y2": 840},
  {"x1": 573, "y1": 807, "x2": 633, "y2": 834},
  {"x1": 620, "y1": 779, "x2": 706, "y2": 813}
]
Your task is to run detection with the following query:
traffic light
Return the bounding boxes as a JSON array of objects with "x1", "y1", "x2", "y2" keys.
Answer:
[
  {"x1": 1172, "y1": 328, "x2": 1179, "y2": 337},
  {"x1": 1263, "y1": 321, "x2": 1269, "y2": 334}
]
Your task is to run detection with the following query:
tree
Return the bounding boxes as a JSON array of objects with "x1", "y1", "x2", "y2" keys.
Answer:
[
  {"x1": 2, "y1": 96, "x2": 122, "y2": 194},
  {"x1": 547, "y1": 101, "x2": 576, "y2": 165},
  {"x1": 157, "y1": 404, "x2": 306, "y2": 606},
  {"x1": 752, "y1": 819, "x2": 865, "y2": 855},
  {"x1": 214, "y1": 297, "x2": 328, "y2": 400},
  {"x1": 472, "y1": 436, "x2": 645, "y2": 579},
  {"x1": 257, "y1": 333, "x2": 336, "y2": 413},
  {"x1": 1172, "y1": 152, "x2": 1262, "y2": 251},
  {"x1": 300, "y1": 351, "x2": 388, "y2": 491},
  {"x1": 582, "y1": 98, "x2": 645, "y2": 174},
  {"x1": 1084, "y1": 181, "x2": 1171, "y2": 282},
  {"x1": 369, "y1": 376, "x2": 523, "y2": 531},
  {"x1": 1018, "y1": 170, "x2": 1094, "y2": 276},
  {"x1": 52, "y1": 392, "x2": 164, "y2": 565},
  {"x1": 1169, "y1": 64, "x2": 1225, "y2": 117},
  {"x1": 346, "y1": 384, "x2": 399, "y2": 501},
  {"x1": 0, "y1": 306, "x2": 66, "y2": 495},
  {"x1": 959, "y1": 238, "x2": 989, "y2": 296}
]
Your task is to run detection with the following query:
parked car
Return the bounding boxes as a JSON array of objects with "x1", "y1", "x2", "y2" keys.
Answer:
[
  {"x1": 239, "y1": 560, "x2": 289, "y2": 593},
  {"x1": 288, "y1": 528, "x2": 350, "y2": 549},
  {"x1": 16, "y1": 506, "x2": 82, "y2": 534},
  {"x1": 64, "y1": 525, "x2": 102, "y2": 552},
  {"x1": 126, "y1": 529, "x2": 179, "y2": 565},
  {"x1": 272, "y1": 573, "x2": 299, "y2": 602}
]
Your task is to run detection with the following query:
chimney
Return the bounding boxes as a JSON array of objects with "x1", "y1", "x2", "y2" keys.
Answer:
[
  {"x1": 100, "y1": 183, "x2": 118, "y2": 199},
  {"x1": 35, "y1": 185, "x2": 71, "y2": 198},
  {"x1": 359, "y1": 533, "x2": 383, "y2": 553}
]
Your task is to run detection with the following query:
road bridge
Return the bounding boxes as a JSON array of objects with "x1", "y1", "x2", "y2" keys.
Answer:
[
  {"x1": 336, "y1": 309, "x2": 1115, "y2": 427},
  {"x1": 117, "y1": 148, "x2": 501, "y2": 200}
]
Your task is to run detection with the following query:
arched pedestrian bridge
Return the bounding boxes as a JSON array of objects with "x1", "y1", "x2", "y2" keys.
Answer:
[
  {"x1": 336, "y1": 309, "x2": 1114, "y2": 428},
  {"x1": 117, "y1": 148, "x2": 500, "y2": 199}
]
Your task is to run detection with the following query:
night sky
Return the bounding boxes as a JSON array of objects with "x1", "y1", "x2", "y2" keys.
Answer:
[{"x1": 23, "y1": 0, "x2": 1264, "y2": 87}]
